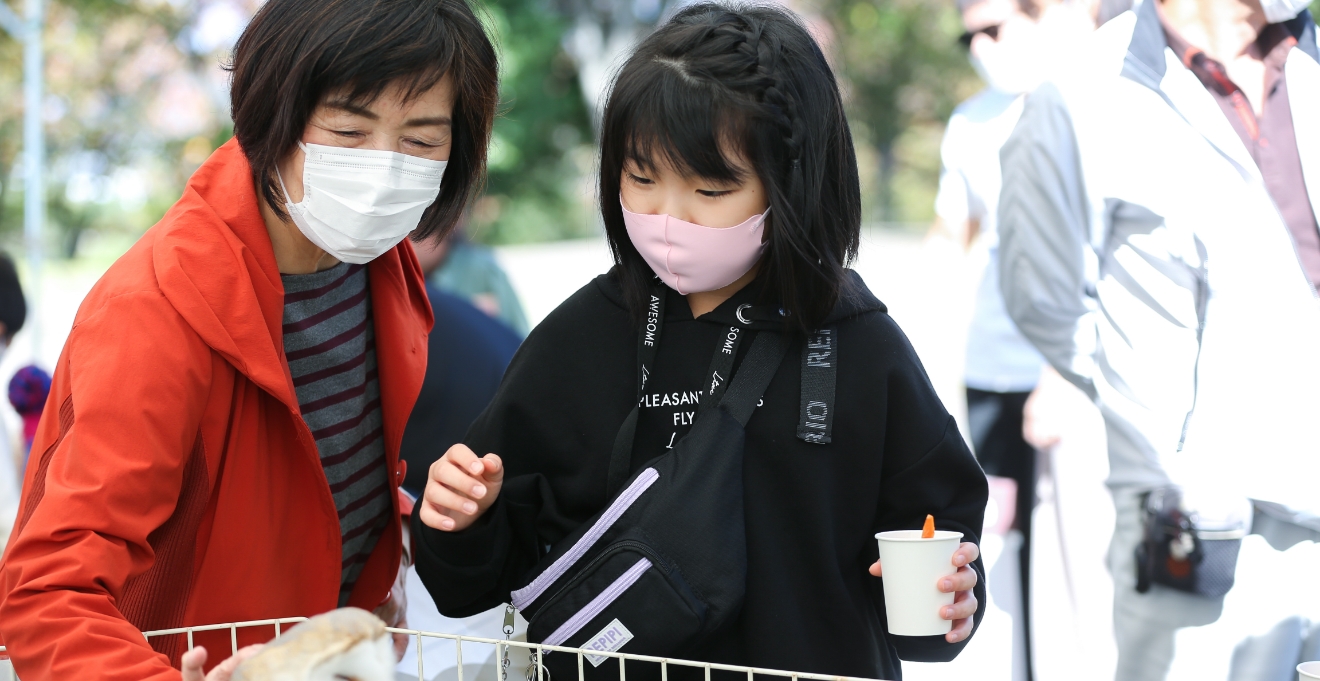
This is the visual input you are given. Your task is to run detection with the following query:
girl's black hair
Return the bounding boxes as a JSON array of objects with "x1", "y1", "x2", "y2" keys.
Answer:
[{"x1": 599, "y1": 2, "x2": 862, "y2": 336}]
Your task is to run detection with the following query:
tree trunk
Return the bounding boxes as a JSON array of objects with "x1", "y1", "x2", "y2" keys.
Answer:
[{"x1": 876, "y1": 141, "x2": 896, "y2": 223}]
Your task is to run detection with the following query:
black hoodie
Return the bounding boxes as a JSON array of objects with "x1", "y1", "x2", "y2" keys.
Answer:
[{"x1": 413, "y1": 269, "x2": 988, "y2": 681}]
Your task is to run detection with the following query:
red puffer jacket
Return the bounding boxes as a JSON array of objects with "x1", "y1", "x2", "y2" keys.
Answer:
[{"x1": 0, "y1": 138, "x2": 433, "y2": 680}]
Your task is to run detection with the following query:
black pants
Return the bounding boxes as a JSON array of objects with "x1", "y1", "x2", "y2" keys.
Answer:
[{"x1": 965, "y1": 387, "x2": 1036, "y2": 681}]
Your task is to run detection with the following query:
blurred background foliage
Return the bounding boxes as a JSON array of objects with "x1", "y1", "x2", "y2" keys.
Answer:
[
  {"x1": 1, "y1": 0, "x2": 240, "y2": 258},
  {"x1": 13, "y1": 0, "x2": 1312, "y2": 255},
  {"x1": 820, "y1": 0, "x2": 977, "y2": 224},
  {"x1": 466, "y1": 0, "x2": 595, "y2": 244}
]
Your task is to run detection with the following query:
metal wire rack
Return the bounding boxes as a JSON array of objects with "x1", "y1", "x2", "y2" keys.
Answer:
[{"x1": 0, "y1": 617, "x2": 884, "y2": 681}]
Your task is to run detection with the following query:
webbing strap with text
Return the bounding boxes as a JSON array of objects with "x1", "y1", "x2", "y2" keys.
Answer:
[{"x1": 796, "y1": 326, "x2": 836, "y2": 444}]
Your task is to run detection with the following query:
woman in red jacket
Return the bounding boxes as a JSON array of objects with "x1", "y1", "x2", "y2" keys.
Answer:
[{"x1": 0, "y1": 0, "x2": 497, "y2": 678}]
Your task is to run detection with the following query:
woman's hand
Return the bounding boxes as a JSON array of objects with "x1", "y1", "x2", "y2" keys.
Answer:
[
  {"x1": 180, "y1": 645, "x2": 263, "y2": 681},
  {"x1": 373, "y1": 554, "x2": 410, "y2": 661},
  {"x1": 868, "y1": 541, "x2": 981, "y2": 643},
  {"x1": 419, "y1": 444, "x2": 504, "y2": 532}
]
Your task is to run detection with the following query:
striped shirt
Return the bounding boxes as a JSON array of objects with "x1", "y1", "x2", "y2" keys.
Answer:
[{"x1": 282, "y1": 262, "x2": 391, "y2": 607}]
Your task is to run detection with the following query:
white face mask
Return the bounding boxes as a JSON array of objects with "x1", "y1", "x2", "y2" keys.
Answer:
[
  {"x1": 967, "y1": 5, "x2": 1093, "y2": 96},
  {"x1": 279, "y1": 142, "x2": 447, "y2": 265},
  {"x1": 969, "y1": 32, "x2": 1045, "y2": 95},
  {"x1": 1260, "y1": 0, "x2": 1310, "y2": 23}
]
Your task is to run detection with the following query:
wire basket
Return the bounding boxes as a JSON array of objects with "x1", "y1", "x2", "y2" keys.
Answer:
[{"x1": 0, "y1": 617, "x2": 886, "y2": 681}]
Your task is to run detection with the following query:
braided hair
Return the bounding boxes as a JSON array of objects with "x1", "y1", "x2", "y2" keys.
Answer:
[{"x1": 599, "y1": 3, "x2": 861, "y2": 336}]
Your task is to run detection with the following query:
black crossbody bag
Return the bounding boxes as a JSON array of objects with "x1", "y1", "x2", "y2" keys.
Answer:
[{"x1": 508, "y1": 285, "x2": 837, "y2": 677}]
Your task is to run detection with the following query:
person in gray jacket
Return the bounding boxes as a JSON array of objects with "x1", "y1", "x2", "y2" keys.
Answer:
[{"x1": 998, "y1": 0, "x2": 1320, "y2": 679}]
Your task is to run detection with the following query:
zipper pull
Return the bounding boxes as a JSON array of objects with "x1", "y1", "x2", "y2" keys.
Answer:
[{"x1": 501, "y1": 604, "x2": 516, "y2": 681}]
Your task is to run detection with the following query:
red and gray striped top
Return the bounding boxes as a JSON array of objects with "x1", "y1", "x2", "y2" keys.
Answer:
[{"x1": 282, "y1": 262, "x2": 390, "y2": 607}]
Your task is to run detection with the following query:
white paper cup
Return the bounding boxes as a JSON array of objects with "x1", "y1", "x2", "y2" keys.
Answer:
[
  {"x1": 875, "y1": 530, "x2": 964, "y2": 636},
  {"x1": 1298, "y1": 661, "x2": 1320, "y2": 681}
]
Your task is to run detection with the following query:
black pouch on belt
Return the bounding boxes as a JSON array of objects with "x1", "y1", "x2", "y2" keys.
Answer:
[
  {"x1": 508, "y1": 284, "x2": 794, "y2": 680},
  {"x1": 1135, "y1": 486, "x2": 1246, "y2": 598}
]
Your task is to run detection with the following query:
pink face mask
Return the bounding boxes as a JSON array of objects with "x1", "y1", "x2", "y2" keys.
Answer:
[{"x1": 621, "y1": 198, "x2": 769, "y2": 295}]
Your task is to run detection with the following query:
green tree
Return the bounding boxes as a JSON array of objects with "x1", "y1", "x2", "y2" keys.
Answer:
[
  {"x1": 467, "y1": 0, "x2": 596, "y2": 244},
  {"x1": 0, "y1": 0, "x2": 225, "y2": 256},
  {"x1": 818, "y1": 0, "x2": 976, "y2": 223}
]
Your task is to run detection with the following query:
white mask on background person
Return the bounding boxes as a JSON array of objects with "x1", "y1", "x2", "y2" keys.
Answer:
[
  {"x1": 969, "y1": 4, "x2": 1094, "y2": 95},
  {"x1": 279, "y1": 142, "x2": 448, "y2": 265},
  {"x1": 1259, "y1": 0, "x2": 1311, "y2": 23},
  {"x1": 968, "y1": 24, "x2": 1047, "y2": 95}
]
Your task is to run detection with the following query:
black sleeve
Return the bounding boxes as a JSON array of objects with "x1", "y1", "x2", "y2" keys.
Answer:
[
  {"x1": 864, "y1": 315, "x2": 989, "y2": 662},
  {"x1": 411, "y1": 277, "x2": 636, "y2": 618},
  {"x1": 411, "y1": 474, "x2": 562, "y2": 617}
]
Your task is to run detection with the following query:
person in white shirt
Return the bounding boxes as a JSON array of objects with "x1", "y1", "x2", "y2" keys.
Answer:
[
  {"x1": 933, "y1": 2, "x2": 1110, "y2": 677},
  {"x1": 998, "y1": 0, "x2": 1320, "y2": 678}
]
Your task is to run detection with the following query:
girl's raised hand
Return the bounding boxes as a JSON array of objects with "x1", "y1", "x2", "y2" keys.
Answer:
[
  {"x1": 420, "y1": 444, "x2": 504, "y2": 532},
  {"x1": 867, "y1": 541, "x2": 980, "y2": 644}
]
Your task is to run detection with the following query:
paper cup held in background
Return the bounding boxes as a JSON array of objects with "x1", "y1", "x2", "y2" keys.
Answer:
[
  {"x1": 1299, "y1": 661, "x2": 1320, "y2": 681},
  {"x1": 875, "y1": 530, "x2": 964, "y2": 636}
]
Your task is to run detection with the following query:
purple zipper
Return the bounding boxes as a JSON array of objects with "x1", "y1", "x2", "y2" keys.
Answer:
[
  {"x1": 511, "y1": 468, "x2": 660, "y2": 610},
  {"x1": 542, "y1": 556, "x2": 652, "y2": 646}
]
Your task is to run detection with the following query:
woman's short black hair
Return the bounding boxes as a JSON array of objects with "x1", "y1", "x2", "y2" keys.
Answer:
[
  {"x1": 599, "y1": 2, "x2": 862, "y2": 336},
  {"x1": 229, "y1": 0, "x2": 499, "y2": 241}
]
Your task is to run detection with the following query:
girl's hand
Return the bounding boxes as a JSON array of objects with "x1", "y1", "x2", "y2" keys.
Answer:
[
  {"x1": 419, "y1": 444, "x2": 504, "y2": 532},
  {"x1": 180, "y1": 645, "x2": 263, "y2": 681},
  {"x1": 868, "y1": 541, "x2": 981, "y2": 643}
]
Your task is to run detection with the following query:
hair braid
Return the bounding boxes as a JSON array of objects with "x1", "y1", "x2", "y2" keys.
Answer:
[
  {"x1": 599, "y1": 2, "x2": 862, "y2": 335},
  {"x1": 747, "y1": 30, "x2": 801, "y2": 165},
  {"x1": 730, "y1": 19, "x2": 808, "y2": 232}
]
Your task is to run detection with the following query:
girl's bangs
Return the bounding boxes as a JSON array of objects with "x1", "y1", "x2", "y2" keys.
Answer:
[{"x1": 620, "y1": 69, "x2": 752, "y2": 183}]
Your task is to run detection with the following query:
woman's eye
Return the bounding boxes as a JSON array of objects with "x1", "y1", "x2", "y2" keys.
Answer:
[
  {"x1": 628, "y1": 173, "x2": 653, "y2": 185},
  {"x1": 697, "y1": 189, "x2": 733, "y2": 198},
  {"x1": 334, "y1": 130, "x2": 365, "y2": 138},
  {"x1": 406, "y1": 138, "x2": 440, "y2": 148}
]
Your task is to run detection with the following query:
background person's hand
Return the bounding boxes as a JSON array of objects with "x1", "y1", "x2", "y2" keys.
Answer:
[
  {"x1": 1022, "y1": 379, "x2": 1063, "y2": 449},
  {"x1": 180, "y1": 644, "x2": 263, "y2": 681},
  {"x1": 1022, "y1": 365, "x2": 1093, "y2": 450},
  {"x1": 868, "y1": 541, "x2": 980, "y2": 643},
  {"x1": 419, "y1": 444, "x2": 504, "y2": 532}
]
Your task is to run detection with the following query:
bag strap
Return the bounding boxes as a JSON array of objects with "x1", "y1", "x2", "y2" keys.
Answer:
[
  {"x1": 796, "y1": 326, "x2": 837, "y2": 444},
  {"x1": 606, "y1": 331, "x2": 781, "y2": 496},
  {"x1": 717, "y1": 331, "x2": 790, "y2": 426},
  {"x1": 605, "y1": 285, "x2": 787, "y2": 496},
  {"x1": 605, "y1": 324, "x2": 751, "y2": 496}
]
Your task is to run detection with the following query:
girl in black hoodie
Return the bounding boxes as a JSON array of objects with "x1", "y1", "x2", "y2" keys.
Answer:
[{"x1": 412, "y1": 4, "x2": 989, "y2": 679}]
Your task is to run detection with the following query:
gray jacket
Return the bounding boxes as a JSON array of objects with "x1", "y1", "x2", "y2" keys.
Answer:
[{"x1": 998, "y1": 1, "x2": 1320, "y2": 523}]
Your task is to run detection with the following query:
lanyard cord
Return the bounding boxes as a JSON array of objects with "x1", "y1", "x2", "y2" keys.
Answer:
[
  {"x1": 606, "y1": 283, "x2": 666, "y2": 496},
  {"x1": 605, "y1": 282, "x2": 756, "y2": 497}
]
